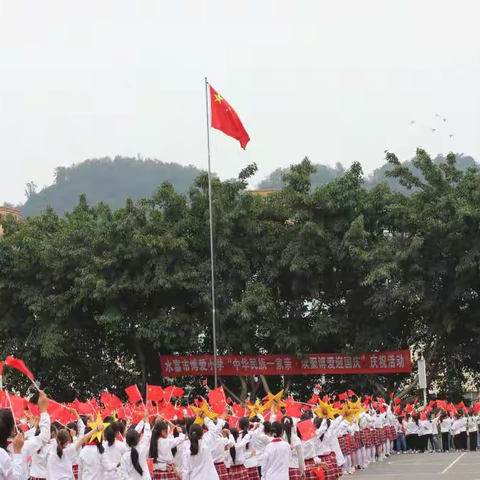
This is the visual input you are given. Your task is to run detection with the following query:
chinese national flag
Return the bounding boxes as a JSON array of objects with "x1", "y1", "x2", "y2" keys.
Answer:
[
  {"x1": 210, "y1": 85, "x2": 250, "y2": 149},
  {"x1": 5, "y1": 356, "x2": 35, "y2": 381},
  {"x1": 125, "y1": 385, "x2": 143, "y2": 405},
  {"x1": 146, "y1": 385, "x2": 163, "y2": 403},
  {"x1": 164, "y1": 386, "x2": 184, "y2": 401}
]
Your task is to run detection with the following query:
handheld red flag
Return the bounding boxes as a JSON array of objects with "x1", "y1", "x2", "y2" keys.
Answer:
[
  {"x1": 5, "y1": 356, "x2": 35, "y2": 381},
  {"x1": 164, "y1": 386, "x2": 184, "y2": 402},
  {"x1": 210, "y1": 85, "x2": 250, "y2": 149},
  {"x1": 125, "y1": 385, "x2": 143, "y2": 405},
  {"x1": 297, "y1": 420, "x2": 317, "y2": 441},
  {"x1": 338, "y1": 392, "x2": 348, "y2": 401},
  {"x1": 394, "y1": 398, "x2": 401, "y2": 405},
  {"x1": 347, "y1": 390, "x2": 356, "y2": 398},
  {"x1": 146, "y1": 385, "x2": 163, "y2": 403}
]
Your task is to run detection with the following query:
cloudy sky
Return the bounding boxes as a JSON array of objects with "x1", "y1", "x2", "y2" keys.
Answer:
[{"x1": 0, "y1": 0, "x2": 478, "y2": 205}]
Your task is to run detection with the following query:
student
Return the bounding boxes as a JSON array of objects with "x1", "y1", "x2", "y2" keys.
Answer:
[
  {"x1": 149, "y1": 418, "x2": 185, "y2": 478},
  {"x1": 47, "y1": 423, "x2": 105, "y2": 479},
  {"x1": 66, "y1": 413, "x2": 87, "y2": 480},
  {"x1": 427, "y1": 413, "x2": 441, "y2": 453},
  {"x1": 281, "y1": 416, "x2": 304, "y2": 480},
  {"x1": 439, "y1": 412, "x2": 452, "y2": 452},
  {"x1": 407, "y1": 415, "x2": 420, "y2": 453},
  {"x1": 394, "y1": 416, "x2": 407, "y2": 453},
  {"x1": 238, "y1": 417, "x2": 261, "y2": 480},
  {"x1": 29, "y1": 424, "x2": 58, "y2": 479},
  {"x1": 261, "y1": 422, "x2": 290, "y2": 480},
  {"x1": 118, "y1": 414, "x2": 152, "y2": 480},
  {"x1": 228, "y1": 419, "x2": 253, "y2": 480},
  {"x1": 0, "y1": 418, "x2": 23, "y2": 480},
  {"x1": 204, "y1": 416, "x2": 234, "y2": 480},
  {"x1": 1, "y1": 390, "x2": 50, "y2": 479},
  {"x1": 418, "y1": 416, "x2": 430, "y2": 453},
  {"x1": 467, "y1": 411, "x2": 478, "y2": 452},
  {"x1": 103, "y1": 423, "x2": 127, "y2": 479},
  {"x1": 457, "y1": 412, "x2": 468, "y2": 451},
  {"x1": 182, "y1": 423, "x2": 219, "y2": 479},
  {"x1": 78, "y1": 427, "x2": 117, "y2": 480}
]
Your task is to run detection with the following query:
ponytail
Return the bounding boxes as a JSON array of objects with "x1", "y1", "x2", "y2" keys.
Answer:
[
  {"x1": 271, "y1": 421, "x2": 283, "y2": 438},
  {"x1": 171, "y1": 425, "x2": 179, "y2": 457},
  {"x1": 282, "y1": 416, "x2": 293, "y2": 444},
  {"x1": 131, "y1": 447, "x2": 143, "y2": 476},
  {"x1": 56, "y1": 429, "x2": 71, "y2": 459},
  {"x1": 0, "y1": 410, "x2": 14, "y2": 451},
  {"x1": 239, "y1": 417, "x2": 250, "y2": 450},
  {"x1": 126, "y1": 429, "x2": 143, "y2": 476},
  {"x1": 105, "y1": 424, "x2": 117, "y2": 447},
  {"x1": 57, "y1": 444, "x2": 64, "y2": 459},
  {"x1": 150, "y1": 421, "x2": 168, "y2": 463},
  {"x1": 230, "y1": 428, "x2": 238, "y2": 465},
  {"x1": 189, "y1": 424, "x2": 203, "y2": 456}
]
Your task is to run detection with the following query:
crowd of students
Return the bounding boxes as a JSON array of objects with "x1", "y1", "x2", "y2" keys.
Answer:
[{"x1": 1, "y1": 387, "x2": 480, "y2": 480}]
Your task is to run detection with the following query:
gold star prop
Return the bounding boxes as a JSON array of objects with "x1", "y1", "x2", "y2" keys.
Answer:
[
  {"x1": 246, "y1": 399, "x2": 266, "y2": 419},
  {"x1": 191, "y1": 402, "x2": 218, "y2": 425},
  {"x1": 87, "y1": 412, "x2": 110, "y2": 443},
  {"x1": 263, "y1": 390, "x2": 287, "y2": 412},
  {"x1": 313, "y1": 400, "x2": 339, "y2": 420}
]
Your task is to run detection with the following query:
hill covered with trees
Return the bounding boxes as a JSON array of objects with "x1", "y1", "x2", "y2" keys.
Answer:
[{"x1": 21, "y1": 156, "x2": 203, "y2": 217}]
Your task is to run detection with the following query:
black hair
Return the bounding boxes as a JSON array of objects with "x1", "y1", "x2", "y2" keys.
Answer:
[
  {"x1": 238, "y1": 417, "x2": 250, "y2": 450},
  {"x1": 105, "y1": 423, "x2": 118, "y2": 447},
  {"x1": 271, "y1": 421, "x2": 283, "y2": 438},
  {"x1": 230, "y1": 427, "x2": 239, "y2": 464},
  {"x1": 103, "y1": 416, "x2": 115, "y2": 424},
  {"x1": 281, "y1": 416, "x2": 293, "y2": 444},
  {"x1": 126, "y1": 429, "x2": 143, "y2": 476},
  {"x1": 84, "y1": 427, "x2": 105, "y2": 454},
  {"x1": 149, "y1": 421, "x2": 168, "y2": 462},
  {"x1": 189, "y1": 424, "x2": 203, "y2": 456},
  {"x1": 171, "y1": 426, "x2": 179, "y2": 457},
  {"x1": 117, "y1": 420, "x2": 126, "y2": 438},
  {"x1": 263, "y1": 421, "x2": 272, "y2": 435},
  {"x1": 0, "y1": 410, "x2": 14, "y2": 451},
  {"x1": 185, "y1": 417, "x2": 195, "y2": 435},
  {"x1": 57, "y1": 429, "x2": 71, "y2": 458},
  {"x1": 66, "y1": 421, "x2": 78, "y2": 436}
]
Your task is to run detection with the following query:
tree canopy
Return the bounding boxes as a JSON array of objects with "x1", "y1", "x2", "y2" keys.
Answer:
[{"x1": 1, "y1": 149, "x2": 480, "y2": 403}]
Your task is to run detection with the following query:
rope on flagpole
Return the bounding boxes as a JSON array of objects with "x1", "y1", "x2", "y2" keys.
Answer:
[{"x1": 205, "y1": 77, "x2": 218, "y2": 389}]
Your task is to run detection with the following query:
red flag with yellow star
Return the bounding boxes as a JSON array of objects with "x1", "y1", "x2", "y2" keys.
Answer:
[{"x1": 210, "y1": 85, "x2": 250, "y2": 149}]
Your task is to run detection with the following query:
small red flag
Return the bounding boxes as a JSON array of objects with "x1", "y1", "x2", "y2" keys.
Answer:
[
  {"x1": 208, "y1": 387, "x2": 226, "y2": 407},
  {"x1": 297, "y1": 420, "x2": 316, "y2": 440},
  {"x1": 5, "y1": 356, "x2": 35, "y2": 381},
  {"x1": 390, "y1": 392, "x2": 394, "y2": 399},
  {"x1": 125, "y1": 385, "x2": 143, "y2": 405},
  {"x1": 210, "y1": 85, "x2": 250, "y2": 149},
  {"x1": 0, "y1": 362, "x2": 3, "y2": 377},
  {"x1": 164, "y1": 386, "x2": 184, "y2": 401},
  {"x1": 394, "y1": 398, "x2": 401, "y2": 405},
  {"x1": 338, "y1": 392, "x2": 348, "y2": 401},
  {"x1": 146, "y1": 385, "x2": 163, "y2": 403},
  {"x1": 315, "y1": 385, "x2": 322, "y2": 391},
  {"x1": 347, "y1": 390, "x2": 356, "y2": 398},
  {"x1": 202, "y1": 379, "x2": 208, "y2": 386}
]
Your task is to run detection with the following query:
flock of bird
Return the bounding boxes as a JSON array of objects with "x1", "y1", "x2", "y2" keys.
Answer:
[{"x1": 411, "y1": 114, "x2": 454, "y2": 140}]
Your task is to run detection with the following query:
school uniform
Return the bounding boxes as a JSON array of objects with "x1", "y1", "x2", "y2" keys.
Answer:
[
  {"x1": 29, "y1": 438, "x2": 56, "y2": 480},
  {"x1": 103, "y1": 440, "x2": 127, "y2": 480},
  {"x1": 467, "y1": 416, "x2": 478, "y2": 452},
  {"x1": 440, "y1": 418, "x2": 452, "y2": 452},
  {"x1": 181, "y1": 439, "x2": 219, "y2": 480},
  {"x1": 260, "y1": 438, "x2": 290, "y2": 480},
  {"x1": 418, "y1": 420, "x2": 430, "y2": 452},
  {"x1": 78, "y1": 444, "x2": 117, "y2": 480},
  {"x1": 152, "y1": 429, "x2": 185, "y2": 479},
  {"x1": 458, "y1": 417, "x2": 468, "y2": 450},
  {"x1": 407, "y1": 419, "x2": 419, "y2": 451},
  {"x1": 0, "y1": 449, "x2": 23, "y2": 480},
  {"x1": 47, "y1": 444, "x2": 80, "y2": 480},
  {"x1": 204, "y1": 418, "x2": 232, "y2": 480},
  {"x1": 250, "y1": 421, "x2": 273, "y2": 478},
  {"x1": 71, "y1": 417, "x2": 86, "y2": 480},
  {"x1": 118, "y1": 422, "x2": 152, "y2": 480},
  {"x1": 228, "y1": 432, "x2": 252, "y2": 480},
  {"x1": 283, "y1": 432, "x2": 304, "y2": 480}
]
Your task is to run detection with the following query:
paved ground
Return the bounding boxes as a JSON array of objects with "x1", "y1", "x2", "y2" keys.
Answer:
[{"x1": 354, "y1": 451, "x2": 480, "y2": 479}]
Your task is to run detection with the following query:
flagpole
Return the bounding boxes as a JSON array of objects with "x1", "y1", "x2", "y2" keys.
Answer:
[{"x1": 205, "y1": 77, "x2": 218, "y2": 389}]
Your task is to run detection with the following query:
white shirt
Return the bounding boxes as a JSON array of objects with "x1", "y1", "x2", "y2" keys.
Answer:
[
  {"x1": 181, "y1": 439, "x2": 219, "y2": 480},
  {"x1": 408, "y1": 420, "x2": 419, "y2": 435},
  {"x1": 78, "y1": 444, "x2": 117, "y2": 480},
  {"x1": 0, "y1": 449, "x2": 23, "y2": 480},
  {"x1": 103, "y1": 440, "x2": 127, "y2": 479},
  {"x1": 229, "y1": 433, "x2": 252, "y2": 466},
  {"x1": 418, "y1": 420, "x2": 430, "y2": 436},
  {"x1": 261, "y1": 439, "x2": 290, "y2": 480},
  {"x1": 429, "y1": 420, "x2": 438, "y2": 435},
  {"x1": 284, "y1": 433, "x2": 304, "y2": 473},
  {"x1": 251, "y1": 425, "x2": 272, "y2": 465},
  {"x1": 152, "y1": 432, "x2": 185, "y2": 471},
  {"x1": 457, "y1": 417, "x2": 467, "y2": 433},
  {"x1": 30, "y1": 439, "x2": 56, "y2": 478},
  {"x1": 7, "y1": 412, "x2": 51, "y2": 478},
  {"x1": 118, "y1": 423, "x2": 152, "y2": 480},
  {"x1": 440, "y1": 418, "x2": 452, "y2": 433},
  {"x1": 467, "y1": 416, "x2": 478, "y2": 433},
  {"x1": 47, "y1": 444, "x2": 79, "y2": 480}
]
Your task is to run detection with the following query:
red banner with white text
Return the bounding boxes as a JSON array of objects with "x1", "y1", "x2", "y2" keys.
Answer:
[{"x1": 160, "y1": 350, "x2": 411, "y2": 377}]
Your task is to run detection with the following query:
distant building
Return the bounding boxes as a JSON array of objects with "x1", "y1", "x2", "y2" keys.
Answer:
[
  {"x1": 247, "y1": 189, "x2": 277, "y2": 198},
  {"x1": 0, "y1": 206, "x2": 21, "y2": 236}
]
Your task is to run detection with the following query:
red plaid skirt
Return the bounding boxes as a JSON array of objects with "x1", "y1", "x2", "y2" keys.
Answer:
[
  {"x1": 152, "y1": 469, "x2": 179, "y2": 480},
  {"x1": 304, "y1": 458, "x2": 318, "y2": 480},
  {"x1": 229, "y1": 464, "x2": 249, "y2": 480},
  {"x1": 289, "y1": 467, "x2": 302, "y2": 480},
  {"x1": 374, "y1": 428, "x2": 384, "y2": 446},
  {"x1": 247, "y1": 466, "x2": 260, "y2": 480},
  {"x1": 72, "y1": 464, "x2": 79, "y2": 480},
  {"x1": 388, "y1": 425, "x2": 397, "y2": 441},
  {"x1": 354, "y1": 431, "x2": 363, "y2": 450},
  {"x1": 339, "y1": 435, "x2": 354, "y2": 456},
  {"x1": 215, "y1": 462, "x2": 229, "y2": 480},
  {"x1": 319, "y1": 454, "x2": 339, "y2": 480}
]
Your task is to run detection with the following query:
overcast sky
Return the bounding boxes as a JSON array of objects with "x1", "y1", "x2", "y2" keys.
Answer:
[{"x1": 0, "y1": 0, "x2": 478, "y2": 205}]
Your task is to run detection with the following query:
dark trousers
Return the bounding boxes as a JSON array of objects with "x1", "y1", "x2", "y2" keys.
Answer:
[
  {"x1": 469, "y1": 432, "x2": 478, "y2": 451},
  {"x1": 460, "y1": 431, "x2": 468, "y2": 450},
  {"x1": 442, "y1": 432, "x2": 450, "y2": 451},
  {"x1": 407, "y1": 434, "x2": 418, "y2": 451}
]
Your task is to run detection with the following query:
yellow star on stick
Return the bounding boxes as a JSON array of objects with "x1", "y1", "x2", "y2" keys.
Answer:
[
  {"x1": 313, "y1": 400, "x2": 339, "y2": 420},
  {"x1": 263, "y1": 390, "x2": 287, "y2": 412},
  {"x1": 247, "y1": 399, "x2": 266, "y2": 419},
  {"x1": 191, "y1": 402, "x2": 218, "y2": 425},
  {"x1": 87, "y1": 412, "x2": 110, "y2": 443}
]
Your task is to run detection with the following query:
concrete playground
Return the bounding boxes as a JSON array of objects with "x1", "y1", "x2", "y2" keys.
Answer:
[{"x1": 355, "y1": 451, "x2": 480, "y2": 479}]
